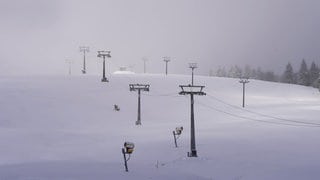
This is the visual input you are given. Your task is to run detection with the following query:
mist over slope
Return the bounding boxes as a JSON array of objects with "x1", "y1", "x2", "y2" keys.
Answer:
[{"x1": 0, "y1": 74, "x2": 320, "y2": 180}]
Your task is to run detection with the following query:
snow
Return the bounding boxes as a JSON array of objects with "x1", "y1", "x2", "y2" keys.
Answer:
[
  {"x1": 0, "y1": 74, "x2": 320, "y2": 179},
  {"x1": 113, "y1": 71, "x2": 135, "y2": 75}
]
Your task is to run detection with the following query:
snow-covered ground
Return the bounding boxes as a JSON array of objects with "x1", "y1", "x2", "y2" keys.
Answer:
[{"x1": 0, "y1": 74, "x2": 320, "y2": 180}]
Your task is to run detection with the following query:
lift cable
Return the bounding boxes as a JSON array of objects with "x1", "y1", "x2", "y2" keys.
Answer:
[
  {"x1": 195, "y1": 99, "x2": 320, "y2": 128},
  {"x1": 205, "y1": 92, "x2": 320, "y2": 126},
  {"x1": 132, "y1": 87, "x2": 320, "y2": 127},
  {"x1": 142, "y1": 92, "x2": 181, "y2": 97}
]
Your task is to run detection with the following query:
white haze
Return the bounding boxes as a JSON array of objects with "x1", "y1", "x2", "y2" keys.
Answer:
[{"x1": 1, "y1": 0, "x2": 320, "y2": 76}]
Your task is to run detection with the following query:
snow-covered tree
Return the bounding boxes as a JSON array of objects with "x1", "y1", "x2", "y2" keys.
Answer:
[
  {"x1": 216, "y1": 67, "x2": 227, "y2": 77},
  {"x1": 256, "y1": 67, "x2": 264, "y2": 80},
  {"x1": 209, "y1": 69, "x2": 214, "y2": 76},
  {"x1": 234, "y1": 65, "x2": 242, "y2": 78},
  {"x1": 250, "y1": 68, "x2": 258, "y2": 79},
  {"x1": 281, "y1": 63, "x2": 295, "y2": 84},
  {"x1": 309, "y1": 61, "x2": 320, "y2": 87},
  {"x1": 243, "y1": 65, "x2": 252, "y2": 78},
  {"x1": 226, "y1": 66, "x2": 234, "y2": 78},
  {"x1": 264, "y1": 71, "x2": 277, "y2": 82},
  {"x1": 297, "y1": 59, "x2": 310, "y2": 86}
]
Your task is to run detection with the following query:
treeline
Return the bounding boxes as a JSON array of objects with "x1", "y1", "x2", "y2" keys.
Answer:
[
  {"x1": 210, "y1": 59, "x2": 320, "y2": 88},
  {"x1": 282, "y1": 60, "x2": 319, "y2": 88},
  {"x1": 210, "y1": 65, "x2": 280, "y2": 82}
]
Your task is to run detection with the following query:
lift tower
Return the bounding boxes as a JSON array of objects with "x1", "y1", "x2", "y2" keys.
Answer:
[
  {"x1": 97, "y1": 50, "x2": 111, "y2": 82},
  {"x1": 179, "y1": 84, "x2": 206, "y2": 157},
  {"x1": 189, "y1": 63, "x2": 198, "y2": 85},
  {"x1": 129, "y1": 84, "x2": 150, "y2": 125},
  {"x1": 163, "y1": 57, "x2": 170, "y2": 75},
  {"x1": 79, "y1": 46, "x2": 89, "y2": 74},
  {"x1": 239, "y1": 77, "x2": 249, "y2": 107}
]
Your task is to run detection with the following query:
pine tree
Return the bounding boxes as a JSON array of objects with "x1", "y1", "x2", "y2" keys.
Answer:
[
  {"x1": 251, "y1": 69, "x2": 257, "y2": 79},
  {"x1": 234, "y1": 65, "x2": 242, "y2": 78},
  {"x1": 297, "y1": 59, "x2": 310, "y2": 86},
  {"x1": 227, "y1": 66, "x2": 236, "y2": 78},
  {"x1": 216, "y1": 67, "x2": 227, "y2": 77},
  {"x1": 281, "y1": 62, "x2": 295, "y2": 84},
  {"x1": 264, "y1": 71, "x2": 277, "y2": 82},
  {"x1": 256, "y1": 67, "x2": 264, "y2": 80},
  {"x1": 209, "y1": 69, "x2": 214, "y2": 77},
  {"x1": 243, "y1": 65, "x2": 252, "y2": 78},
  {"x1": 309, "y1": 61, "x2": 320, "y2": 87}
]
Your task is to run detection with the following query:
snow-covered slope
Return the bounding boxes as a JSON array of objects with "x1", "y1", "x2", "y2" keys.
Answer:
[{"x1": 0, "y1": 74, "x2": 320, "y2": 180}]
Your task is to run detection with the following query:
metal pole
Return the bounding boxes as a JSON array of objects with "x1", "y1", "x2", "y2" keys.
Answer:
[
  {"x1": 97, "y1": 51, "x2": 110, "y2": 82},
  {"x1": 191, "y1": 69, "x2": 194, "y2": 85},
  {"x1": 83, "y1": 50, "x2": 86, "y2": 74},
  {"x1": 163, "y1": 57, "x2": 170, "y2": 75},
  {"x1": 122, "y1": 148, "x2": 128, "y2": 172},
  {"x1": 179, "y1": 84, "x2": 205, "y2": 157},
  {"x1": 130, "y1": 84, "x2": 149, "y2": 125},
  {"x1": 69, "y1": 63, "x2": 71, "y2": 75},
  {"x1": 242, "y1": 82, "x2": 245, "y2": 108},
  {"x1": 165, "y1": 61, "x2": 168, "y2": 75},
  {"x1": 103, "y1": 57, "x2": 105, "y2": 79},
  {"x1": 239, "y1": 78, "x2": 249, "y2": 107},
  {"x1": 142, "y1": 58, "x2": 148, "y2": 74},
  {"x1": 136, "y1": 89, "x2": 141, "y2": 125},
  {"x1": 80, "y1": 47, "x2": 88, "y2": 74},
  {"x1": 173, "y1": 131, "x2": 178, "y2": 148},
  {"x1": 189, "y1": 63, "x2": 197, "y2": 86},
  {"x1": 190, "y1": 94, "x2": 197, "y2": 157},
  {"x1": 102, "y1": 56, "x2": 106, "y2": 82}
]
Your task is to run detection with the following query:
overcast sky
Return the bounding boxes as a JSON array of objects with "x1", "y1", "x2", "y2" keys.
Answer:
[{"x1": 1, "y1": 0, "x2": 320, "y2": 75}]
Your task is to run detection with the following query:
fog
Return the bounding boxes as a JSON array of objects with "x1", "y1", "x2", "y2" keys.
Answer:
[{"x1": 1, "y1": 0, "x2": 320, "y2": 76}]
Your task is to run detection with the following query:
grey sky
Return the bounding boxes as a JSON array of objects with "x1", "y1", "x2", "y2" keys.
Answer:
[{"x1": 1, "y1": 0, "x2": 320, "y2": 75}]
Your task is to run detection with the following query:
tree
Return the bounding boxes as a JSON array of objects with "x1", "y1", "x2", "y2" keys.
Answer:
[
  {"x1": 216, "y1": 66, "x2": 227, "y2": 77},
  {"x1": 281, "y1": 62, "x2": 295, "y2": 84},
  {"x1": 243, "y1": 65, "x2": 252, "y2": 78},
  {"x1": 297, "y1": 59, "x2": 310, "y2": 86},
  {"x1": 264, "y1": 71, "x2": 277, "y2": 82},
  {"x1": 256, "y1": 67, "x2": 264, "y2": 80},
  {"x1": 227, "y1": 66, "x2": 236, "y2": 78},
  {"x1": 309, "y1": 61, "x2": 320, "y2": 87},
  {"x1": 234, "y1": 65, "x2": 242, "y2": 78},
  {"x1": 209, "y1": 69, "x2": 214, "y2": 77}
]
